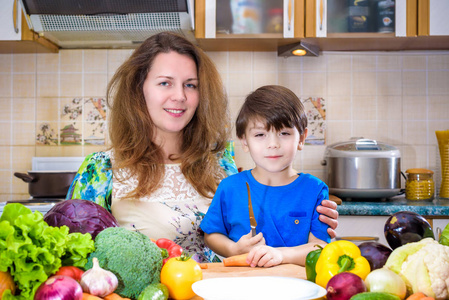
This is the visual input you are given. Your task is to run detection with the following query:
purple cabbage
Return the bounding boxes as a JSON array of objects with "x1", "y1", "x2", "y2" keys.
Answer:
[{"x1": 44, "y1": 199, "x2": 119, "y2": 239}]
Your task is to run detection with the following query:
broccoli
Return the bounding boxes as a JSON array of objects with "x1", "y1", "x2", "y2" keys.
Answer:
[{"x1": 84, "y1": 227, "x2": 163, "y2": 299}]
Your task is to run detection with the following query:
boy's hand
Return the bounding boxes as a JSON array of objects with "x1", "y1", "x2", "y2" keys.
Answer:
[
  {"x1": 247, "y1": 245, "x2": 282, "y2": 268},
  {"x1": 234, "y1": 231, "x2": 265, "y2": 254}
]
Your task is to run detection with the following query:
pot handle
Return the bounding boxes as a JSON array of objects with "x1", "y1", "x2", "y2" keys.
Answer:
[{"x1": 14, "y1": 172, "x2": 35, "y2": 183}]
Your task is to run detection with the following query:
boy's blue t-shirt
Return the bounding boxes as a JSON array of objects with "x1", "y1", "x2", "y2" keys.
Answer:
[{"x1": 201, "y1": 170, "x2": 331, "y2": 246}]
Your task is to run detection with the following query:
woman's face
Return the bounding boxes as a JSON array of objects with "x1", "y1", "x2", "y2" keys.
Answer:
[{"x1": 143, "y1": 51, "x2": 199, "y2": 140}]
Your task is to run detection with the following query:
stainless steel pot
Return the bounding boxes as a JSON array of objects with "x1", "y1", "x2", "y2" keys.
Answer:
[
  {"x1": 322, "y1": 138, "x2": 401, "y2": 199},
  {"x1": 14, "y1": 171, "x2": 77, "y2": 198}
]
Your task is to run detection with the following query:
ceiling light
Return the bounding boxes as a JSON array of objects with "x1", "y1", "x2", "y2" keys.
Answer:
[{"x1": 278, "y1": 41, "x2": 320, "y2": 57}]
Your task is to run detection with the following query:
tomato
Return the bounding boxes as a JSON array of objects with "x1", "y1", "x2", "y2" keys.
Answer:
[
  {"x1": 160, "y1": 253, "x2": 202, "y2": 300},
  {"x1": 54, "y1": 266, "x2": 84, "y2": 282}
]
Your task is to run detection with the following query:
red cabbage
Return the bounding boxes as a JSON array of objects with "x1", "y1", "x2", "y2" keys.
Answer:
[{"x1": 44, "y1": 199, "x2": 119, "y2": 239}]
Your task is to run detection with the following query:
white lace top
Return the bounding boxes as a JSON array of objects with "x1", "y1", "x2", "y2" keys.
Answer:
[{"x1": 111, "y1": 163, "x2": 213, "y2": 262}]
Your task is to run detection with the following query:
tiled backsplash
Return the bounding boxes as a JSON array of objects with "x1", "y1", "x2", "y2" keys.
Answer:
[{"x1": 0, "y1": 49, "x2": 448, "y2": 201}]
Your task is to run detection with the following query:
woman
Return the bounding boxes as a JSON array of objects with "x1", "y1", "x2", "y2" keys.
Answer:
[{"x1": 67, "y1": 32, "x2": 338, "y2": 262}]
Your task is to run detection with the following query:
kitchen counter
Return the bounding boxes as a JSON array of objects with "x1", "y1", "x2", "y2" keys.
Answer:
[{"x1": 337, "y1": 195, "x2": 449, "y2": 217}]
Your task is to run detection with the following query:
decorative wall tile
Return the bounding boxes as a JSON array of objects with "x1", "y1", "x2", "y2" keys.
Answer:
[
  {"x1": 303, "y1": 97, "x2": 326, "y2": 145},
  {"x1": 60, "y1": 122, "x2": 82, "y2": 145},
  {"x1": 36, "y1": 122, "x2": 58, "y2": 146}
]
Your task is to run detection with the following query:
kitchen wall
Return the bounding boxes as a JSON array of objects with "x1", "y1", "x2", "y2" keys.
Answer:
[{"x1": 0, "y1": 49, "x2": 448, "y2": 201}]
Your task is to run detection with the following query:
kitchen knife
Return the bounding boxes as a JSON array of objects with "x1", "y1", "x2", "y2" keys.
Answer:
[{"x1": 246, "y1": 182, "x2": 257, "y2": 237}]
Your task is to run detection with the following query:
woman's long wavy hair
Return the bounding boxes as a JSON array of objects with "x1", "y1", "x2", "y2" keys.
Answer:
[{"x1": 107, "y1": 32, "x2": 230, "y2": 199}]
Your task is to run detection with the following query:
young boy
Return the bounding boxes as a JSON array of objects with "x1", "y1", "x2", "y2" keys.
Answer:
[{"x1": 200, "y1": 85, "x2": 330, "y2": 267}]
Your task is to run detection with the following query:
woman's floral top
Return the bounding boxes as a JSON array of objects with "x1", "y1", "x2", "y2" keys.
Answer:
[{"x1": 66, "y1": 146, "x2": 238, "y2": 262}]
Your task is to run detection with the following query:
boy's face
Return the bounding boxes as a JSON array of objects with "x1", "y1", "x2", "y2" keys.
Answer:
[{"x1": 241, "y1": 120, "x2": 307, "y2": 174}]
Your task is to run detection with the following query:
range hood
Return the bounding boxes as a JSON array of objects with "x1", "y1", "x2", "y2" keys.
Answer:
[{"x1": 19, "y1": 0, "x2": 195, "y2": 49}]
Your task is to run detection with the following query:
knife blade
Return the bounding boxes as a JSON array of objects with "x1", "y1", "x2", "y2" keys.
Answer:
[{"x1": 246, "y1": 182, "x2": 257, "y2": 237}]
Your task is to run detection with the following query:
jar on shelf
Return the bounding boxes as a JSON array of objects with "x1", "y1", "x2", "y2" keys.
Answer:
[
  {"x1": 266, "y1": 8, "x2": 283, "y2": 33},
  {"x1": 405, "y1": 168, "x2": 435, "y2": 201}
]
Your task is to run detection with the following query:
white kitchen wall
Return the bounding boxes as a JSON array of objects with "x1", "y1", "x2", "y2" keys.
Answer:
[{"x1": 0, "y1": 49, "x2": 448, "y2": 201}]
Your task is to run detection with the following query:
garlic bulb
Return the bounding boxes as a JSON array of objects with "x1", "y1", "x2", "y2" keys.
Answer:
[{"x1": 80, "y1": 257, "x2": 118, "y2": 297}]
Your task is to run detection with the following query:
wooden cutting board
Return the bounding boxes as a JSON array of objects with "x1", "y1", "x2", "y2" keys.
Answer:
[{"x1": 189, "y1": 264, "x2": 322, "y2": 300}]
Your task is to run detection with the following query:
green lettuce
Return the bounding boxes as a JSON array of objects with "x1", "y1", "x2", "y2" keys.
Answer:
[{"x1": 0, "y1": 203, "x2": 95, "y2": 300}]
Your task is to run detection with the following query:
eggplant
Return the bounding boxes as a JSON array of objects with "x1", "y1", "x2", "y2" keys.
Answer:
[
  {"x1": 384, "y1": 211, "x2": 435, "y2": 249},
  {"x1": 358, "y1": 242, "x2": 392, "y2": 270}
]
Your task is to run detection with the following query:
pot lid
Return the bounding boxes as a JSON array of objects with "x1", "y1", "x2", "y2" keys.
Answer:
[{"x1": 325, "y1": 138, "x2": 401, "y2": 158}]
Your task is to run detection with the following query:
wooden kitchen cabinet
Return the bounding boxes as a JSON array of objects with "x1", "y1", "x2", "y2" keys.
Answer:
[
  {"x1": 195, "y1": 0, "x2": 306, "y2": 51},
  {"x1": 417, "y1": 0, "x2": 449, "y2": 36},
  {"x1": 0, "y1": 0, "x2": 58, "y2": 53}
]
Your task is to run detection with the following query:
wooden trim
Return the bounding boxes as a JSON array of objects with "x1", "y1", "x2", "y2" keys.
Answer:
[
  {"x1": 304, "y1": 0, "x2": 316, "y2": 37},
  {"x1": 195, "y1": 0, "x2": 206, "y2": 39},
  {"x1": 417, "y1": 0, "x2": 430, "y2": 36},
  {"x1": 406, "y1": 0, "x2": 418, "y2": 36},
  {"x1": 294, "y1": 0, "x2": 305, "y2": 38}
]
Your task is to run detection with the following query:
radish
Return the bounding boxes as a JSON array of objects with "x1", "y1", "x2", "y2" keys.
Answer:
[{"x1": 326, "y1": 272, "x2": 367, "y2": 300}]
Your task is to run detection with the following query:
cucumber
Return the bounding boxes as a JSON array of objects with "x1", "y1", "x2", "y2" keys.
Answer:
[{"x1": 350, "y1": 292, "x2": 401, "y2": 300}]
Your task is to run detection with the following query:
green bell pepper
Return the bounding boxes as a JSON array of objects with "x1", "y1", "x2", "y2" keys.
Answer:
[{"x1": 305, "y1": 245, "x2": 323, "y2": 283}]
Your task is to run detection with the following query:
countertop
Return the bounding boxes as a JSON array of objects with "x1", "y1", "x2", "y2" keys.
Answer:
[{"x1": 337, "y1": 194, "x2": 449, "y2": 217}]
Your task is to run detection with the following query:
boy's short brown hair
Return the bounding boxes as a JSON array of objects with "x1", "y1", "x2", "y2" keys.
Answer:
[{"x1": 235, "y1": 85, "x2": 308, "y2": 138}]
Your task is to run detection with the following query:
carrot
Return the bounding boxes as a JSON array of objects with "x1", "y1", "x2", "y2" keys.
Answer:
[
  {"x1": 200, "y1": 262, "x2": 224, "y2": 269},
  {"x1": 104, "y1": 292, "x2": 131, "y2": 300},
  {"x1": 223, "y1": 253, "x2": 250, "y2": 267},
  {"x1": 406, "y1": 293, "x2": 429, "y2": 300},
  {"x1": 82, "y1": 293, "x2": 102, "y2": 300},
  {"x1": 421, "y1": 297, "x2": 435, "y2": 300}
]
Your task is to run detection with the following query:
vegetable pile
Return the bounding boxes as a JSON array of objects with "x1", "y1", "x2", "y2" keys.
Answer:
[
  {"x1": 305, "y1": 210, "x2": 449, "y2": 300},
  {"x1": 0, "y1": 203, "x2": 95, "y2": 300}
]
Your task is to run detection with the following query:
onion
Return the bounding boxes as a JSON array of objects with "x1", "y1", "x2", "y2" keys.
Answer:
[
  {"x1": 34, "y1": 275, "x2": 83, "y2": 300},
  {"x1": 326, "y1": 272, "x2": 367, "y2": 300},
  {"x1": 364, "y1": 268, "x2": 406, "y2": 299}
]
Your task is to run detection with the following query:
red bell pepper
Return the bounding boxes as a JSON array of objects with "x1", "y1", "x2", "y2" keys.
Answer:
[{"x1": 156, "y1": 238, "x2": 183, "y2": 265}]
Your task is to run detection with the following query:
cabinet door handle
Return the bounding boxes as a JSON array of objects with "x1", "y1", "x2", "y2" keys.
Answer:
[
  {"x1": 288, "y1": 0, "x2": 292, "y2": 31},
  {"x1": 13, "y1": 0, "x2": 19, "y2": 34},
  {"x1": 319, "y1": 0, "x2": 324, "y2": 31}
]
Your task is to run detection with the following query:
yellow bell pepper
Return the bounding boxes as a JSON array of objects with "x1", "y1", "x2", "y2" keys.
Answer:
[{"x1": 315, "y1": 240, "x2": 371, "y2": 288}]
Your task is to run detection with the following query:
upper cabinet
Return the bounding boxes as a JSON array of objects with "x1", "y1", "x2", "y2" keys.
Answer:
[
  {"x1": 195, "y1": 0, "x2": 449, "y2": 52},
  {"x1": 0, "y1": 0, "x2": 58, "y2": 53},
  {"x1": 195, "y1": 0, "x2": 306, "y2": 51}
]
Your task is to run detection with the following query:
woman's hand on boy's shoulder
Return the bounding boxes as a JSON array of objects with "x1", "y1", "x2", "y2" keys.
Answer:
[{"x1": 317, "y1": 199, "x2": 339, "y2": 239}]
